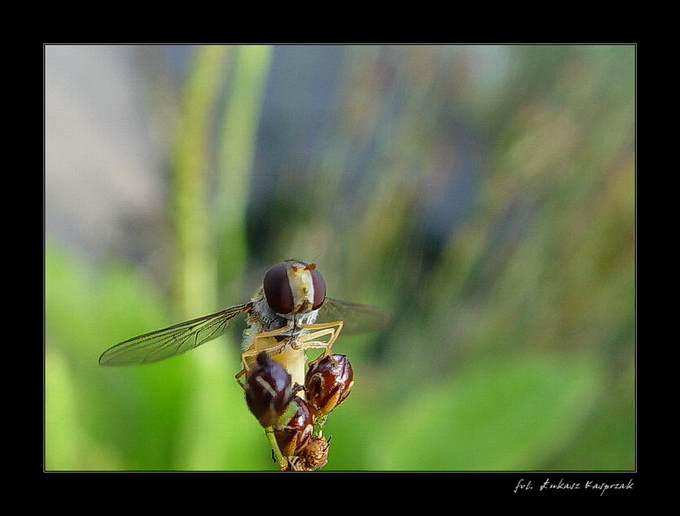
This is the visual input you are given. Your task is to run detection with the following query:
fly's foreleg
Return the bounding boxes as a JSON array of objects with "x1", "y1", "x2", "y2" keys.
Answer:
[
  {"x1": 236, "y1": 320, "x2": 344, "y2": 384},
  {"x1": 293, "y1": 320, "x2": 344, "y2": 363}
]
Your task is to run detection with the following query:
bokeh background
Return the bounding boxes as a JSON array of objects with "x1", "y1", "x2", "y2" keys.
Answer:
[{"x1": 45, "y1": 44, "x2": 635, "y2": 471}]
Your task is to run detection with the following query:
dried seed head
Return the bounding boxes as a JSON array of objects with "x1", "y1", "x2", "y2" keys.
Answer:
[{"x1": 294, "y1": 435, "x2": 330, "y2": 471}]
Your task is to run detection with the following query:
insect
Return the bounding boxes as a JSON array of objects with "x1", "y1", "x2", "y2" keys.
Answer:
[
  {"x1": 100, "y1": 259, "x2": 387, "y2": 470},
  {"x1": 99, "y1": 260, "x2": 388, "y2": 387}
]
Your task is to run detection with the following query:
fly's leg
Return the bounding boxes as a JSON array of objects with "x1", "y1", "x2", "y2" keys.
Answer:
[
  {"x1": 236, "y1": 325, "x2": 293, "y2": 386},
  {"x1": 293, "y1": 320, "x2": 344, "y2": 351},
  {"x1": 235, "y1": 367, "x2": 246, "y2": 387},
  {"x1": 235, "y1": 320, "x2": 344, "y2": 385},
  {"x1": 294, "y1": 320, "x2": 344, "y2": 365}
]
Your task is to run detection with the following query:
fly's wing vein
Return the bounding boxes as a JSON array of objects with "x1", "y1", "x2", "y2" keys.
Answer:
[
  {"x1": 99, "y1": 303, "x2": 251, "y2": 366},
  {"x1": 316, "y1": 298, "x2": 390, "y2": 335}
]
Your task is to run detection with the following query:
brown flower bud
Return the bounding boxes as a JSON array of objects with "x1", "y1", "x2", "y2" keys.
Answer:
[
  {"x1": 304, "y1": 354, "x2": 354, "y2": 417},
  {"x1": 244, "y1": 351, "x2": 292, "y2": 428},
  {"x1": 274, "y1": 396, "x2": 315, "y2": 459}
]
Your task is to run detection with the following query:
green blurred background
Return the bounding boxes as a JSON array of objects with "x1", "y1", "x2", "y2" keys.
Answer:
[{"x1": 45, "y1": 44, "x2": 635, "y2": 471}]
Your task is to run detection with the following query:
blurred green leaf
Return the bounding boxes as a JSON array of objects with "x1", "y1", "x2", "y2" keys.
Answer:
[
  {"x1": 370, "y1": 354, "x2": 606, "y2": 470},
  {"x1": 45, "y1": 244, "x2": 262, "y2": 470}
]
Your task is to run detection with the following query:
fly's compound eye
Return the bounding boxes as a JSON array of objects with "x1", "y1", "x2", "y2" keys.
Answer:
[
  {"x1": 304, "y1": 354, "x2": 354, "y2": 417},
  {"x1": 244, "y1": 352, "x2": 292, "y2": 428},
  {"x1": 274, "y1": 397, "x2": 314, "y2": 459},
  {"x1": 263, "y1": 262, "x2": 294, "y2": 315},
  {"x1": 309, "y1": 265, "x2": 326, "y2": 310}
]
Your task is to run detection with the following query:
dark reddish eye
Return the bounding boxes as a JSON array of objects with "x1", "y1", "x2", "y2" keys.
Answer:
[
  {"x1": 310, "y1": 267, "x2": 326, "y2": 310},
  {"x1": 264, "y1": 262, "x2": 294, "y2": 314}
]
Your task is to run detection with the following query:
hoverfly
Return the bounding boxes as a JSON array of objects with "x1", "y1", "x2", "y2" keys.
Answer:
[{"x1": 99, "y1": 260, "x2": 388, "y2": 387}]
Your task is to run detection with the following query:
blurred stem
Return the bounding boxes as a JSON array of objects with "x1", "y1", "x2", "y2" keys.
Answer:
[
  {"x1": 265, "y1": 427, "x2": 287, "y2": 469},
  {"x1": 170, "y1": 46, "x2": 240, "y2": 471},
  {"x1": 217, "y1": 44, "x2": 273, "y2": 288},
  {"x1": 171, "y1": 45, "x2": 230, "y2": 317},
  {"x1": 169, "y1": 45, "x2": 274, "y2": 471}
]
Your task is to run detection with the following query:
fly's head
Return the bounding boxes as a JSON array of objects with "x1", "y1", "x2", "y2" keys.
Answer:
[{"x1": 263, "y1": 260, "x2": 326, "y2": 316}]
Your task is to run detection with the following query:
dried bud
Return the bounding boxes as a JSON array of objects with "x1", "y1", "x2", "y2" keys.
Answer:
[
  {"x1": 283, "y1": 435, "x2": 330, "y2": 471},
  {"x1": 244, "y1": 352, "x2": 292, "y2": 428},
  {"x1": 304, "y1": 354, "x2": 354, "y2": 417},
  {"x1": 295, "y1": 435, "x2": 330, "y2": 471},
  {"x1": 274, "y1": 396, "x2": 314, "y2": 459}
]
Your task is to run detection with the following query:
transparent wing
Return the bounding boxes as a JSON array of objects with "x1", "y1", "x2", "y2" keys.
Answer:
[
  {"x1": 316, "y1": 298, "x2": 390, "y2": 335},
  {"x1": 99, "y1": 302, "x2": 252, "y2": 366}
]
